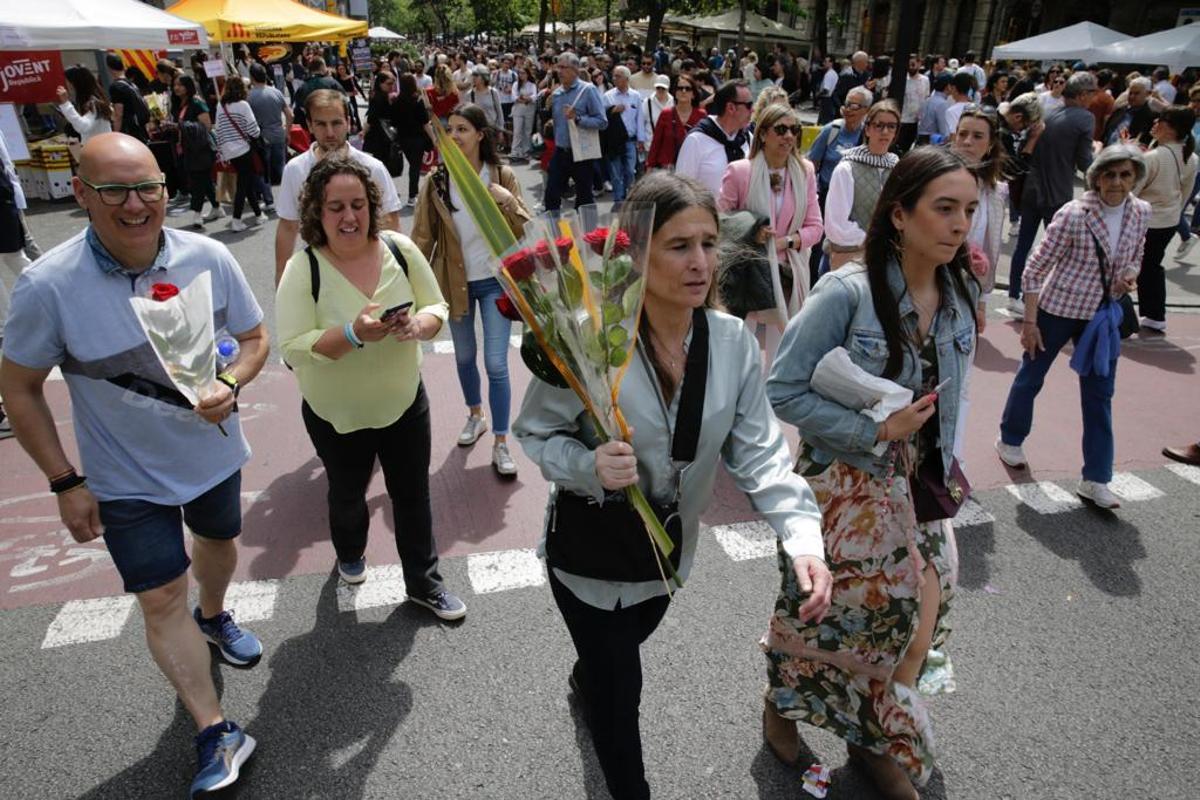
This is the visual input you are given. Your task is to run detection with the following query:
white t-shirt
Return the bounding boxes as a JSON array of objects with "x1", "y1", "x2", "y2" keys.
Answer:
[
  {"x1": 1039, "y1": 93, "x2": 1065, "y2": 115},
  {"x1": 675, "y1": 123, "x2": 749, "y2": 198},
  {"x1": 276, "y1": 144, "x2": 402, "y2": 225},
  {"x1": 450, "y1": 164, "x2": 496, "y2": 282},
  {"x1": 415, "y1": 74, "x2": 433, "y2": 91},
  {"x1": 944, "y1": 101, "x2": 969, "y2": 134}
]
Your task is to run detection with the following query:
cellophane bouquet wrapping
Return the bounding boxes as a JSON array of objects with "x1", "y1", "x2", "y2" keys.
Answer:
[
  {"x1": 128, "y1": 272, "x2": 224, "y2": 433},
  {"x1": 430, "y1": 117, "x2": 680, "y2": 590}
]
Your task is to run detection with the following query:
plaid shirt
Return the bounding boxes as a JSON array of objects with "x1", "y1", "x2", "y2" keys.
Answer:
[{"x1": 1023, "y1": 192, "x2": 1150, "y2": 320}]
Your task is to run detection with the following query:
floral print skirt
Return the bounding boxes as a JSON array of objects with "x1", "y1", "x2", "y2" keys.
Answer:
[{"x1": 761, "y1": 460, "x2": 956, "y2": 785}]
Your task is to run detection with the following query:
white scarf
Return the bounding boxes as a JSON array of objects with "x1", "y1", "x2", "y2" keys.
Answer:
[{"x1": 746, "y1": 151, "x2": 809, "y2": 323}]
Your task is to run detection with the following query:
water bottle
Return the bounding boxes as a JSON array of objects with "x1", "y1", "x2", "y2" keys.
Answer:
[{"x1": 216, "y1": 334, "x2": 240, "y2": 371}]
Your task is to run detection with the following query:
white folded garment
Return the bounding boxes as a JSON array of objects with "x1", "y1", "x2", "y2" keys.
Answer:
[{"x1": 810, "y1": 347, "x2": 912, "y2": 455}]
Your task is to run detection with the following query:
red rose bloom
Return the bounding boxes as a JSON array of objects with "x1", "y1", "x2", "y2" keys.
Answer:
[
  {"x1": 495, "y1": 294, "x2": 522, "y2": 321},
  {"x1": 583, "y1": 227, "x2": 631, "y2": 256},
  {"x1": 532, "y1": 236, "x2": 574, "y2": 269},
  {"x1": 502, "y1": 248, "x2": 536, "y2": 281},
  {"x1": 150, "y1": 283, "x2": 180, "y2": 301}
]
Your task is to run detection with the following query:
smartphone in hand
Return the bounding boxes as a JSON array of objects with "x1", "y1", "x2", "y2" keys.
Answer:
[{"x1": 381, "y1": 301, "x2": 413, "y2": 324}]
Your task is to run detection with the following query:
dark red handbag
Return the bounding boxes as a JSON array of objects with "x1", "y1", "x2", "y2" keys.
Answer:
[{"x1": 909, "y1": 453, "x2": 971, "y2": 523}]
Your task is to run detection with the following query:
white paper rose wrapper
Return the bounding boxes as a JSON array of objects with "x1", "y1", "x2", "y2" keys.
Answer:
[{"x1": 128, "y1": 271, "x2": 218, "y2": 408}]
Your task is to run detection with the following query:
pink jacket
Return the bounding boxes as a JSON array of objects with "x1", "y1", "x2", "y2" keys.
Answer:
[{"x1": 718, "y1": 158, "x2": 824, "y2": 259}]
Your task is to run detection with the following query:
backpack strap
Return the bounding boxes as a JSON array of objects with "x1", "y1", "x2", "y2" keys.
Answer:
[
  {"x1": 381, "y1": 232, "x2": 410, "y2": 277},
  {"x1": 306, "y1": 246, "x2": 320, "y2": 304}
]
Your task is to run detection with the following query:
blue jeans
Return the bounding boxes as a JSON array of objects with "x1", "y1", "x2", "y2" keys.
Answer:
[
  {"x1": 448, "y1": 278, "x2": 513, "y2": 434},
  {"x1": 1007, "y1": 197, "x2": 1058, "y2": 299},
  {"x1": 1178, "y1": 170, "x2": 1200, "y2": 239},
  {"x1": 999, "y1": 310, "x2": 1117, "y2": 483},
  {"x1": 607, "y1": 141, "x2": 637, "y2": 202}
]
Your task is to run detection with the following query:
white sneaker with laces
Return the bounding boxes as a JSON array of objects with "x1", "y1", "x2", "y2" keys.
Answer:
[
  {"x1": 457, "y1": 415, "x2": 487, "y2": 447},
  {"x1": 1077, "y1": 480, "x2": 1120, "y2": 509},
  {"x1": 252, "y1": 213, "x2": 267, "y2": 226},
  {"x1": 192, "y1": 211, "x2": 205, "y2": 229},
  {"x1": 995, "y1": 437, "x2": 1027, "y2": 469},
  {"x1": 229, "y1": 218, "x2": 247, "y2": 233},
  {"x1": 204, "y1": 204, "x2": 226, "y2": 222},
  {"x1": 492, "y1": 441, "x2": 518, "y2": 476},
  {"x1": 1175, "y1": 236, "x2": 1198, "y2": 260}
]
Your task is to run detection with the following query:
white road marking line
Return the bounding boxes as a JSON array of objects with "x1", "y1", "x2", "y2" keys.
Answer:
[
  {"x1": 1165, "y1": 463, "x2": 1200, "y2": 486},
  {"x1": 1108, "y1": 472, "x2": 1166, "y2": 503},
  {"x1": 953, "y1": 497, "x2": 995, "y2": 527},
  {"x1": 41, "y1": 595, "x2": 136, "y2": 649},
  {"x1": 335, "y1": 564, "x2": 407, "y2": 613},
  {"x1": 467, "y1": 549, "x2": 545, "y2": 594},
  {"x1": 222, "y1": 580, "x2": 279, "y2": 623},
  {"x1": 711, "y1": 521, "x2": 777, "y2": 561},
  {"x1": 1006, "y1": 481, "x2": 1083, "y2": 514}
]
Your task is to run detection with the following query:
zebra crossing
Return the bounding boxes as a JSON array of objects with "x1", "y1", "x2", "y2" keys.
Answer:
[{"x1": 30, "y1": 466, "x2": 1199, "y2": 651}]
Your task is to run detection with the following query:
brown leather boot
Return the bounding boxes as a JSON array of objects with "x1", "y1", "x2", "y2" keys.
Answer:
[
  {"x1": 847, "y1": 743, "x2": 919, "y2": 800},
  {"x1": 762, "y1": 701, "x2": 801, "y2": 765}
]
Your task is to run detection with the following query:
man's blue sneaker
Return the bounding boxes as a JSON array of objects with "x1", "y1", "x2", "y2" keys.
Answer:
[
  {"x1": 337, "y1": 557, "x2": 367, "y2": 584},
  {"x1": 194, "y1": 608, "x2": 263, "y2": 667},
  {"x1": 407, "y1": 588, "x2": 467, "y2": 621},
  {"x1": 191, "y1": 720, "x2": 256, "y2": 797}
]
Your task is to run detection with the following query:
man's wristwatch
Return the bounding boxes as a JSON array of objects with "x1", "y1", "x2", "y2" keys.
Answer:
[{"x1": 216, "y1": 372, "x2": 241, "y2": 398}]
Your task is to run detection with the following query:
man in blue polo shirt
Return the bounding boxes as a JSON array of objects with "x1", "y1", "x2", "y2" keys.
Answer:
[{"x1": 0, "y1": 133, "x2": 270, "y2": 797}]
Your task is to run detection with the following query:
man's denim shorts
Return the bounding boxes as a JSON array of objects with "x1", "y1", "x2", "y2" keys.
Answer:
[{"x1": 98, "y1": 471, "x2": 243, "y2": 594}]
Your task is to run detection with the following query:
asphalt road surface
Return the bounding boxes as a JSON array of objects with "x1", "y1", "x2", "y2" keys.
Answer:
[{"x1": 1, "y1": 147, "x2": 1198, "y2": 800}]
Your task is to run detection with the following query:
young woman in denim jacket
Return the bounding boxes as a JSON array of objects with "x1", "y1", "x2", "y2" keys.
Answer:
[{"x1": 762, "y1": 147, "x2": 981, "y2": 800}]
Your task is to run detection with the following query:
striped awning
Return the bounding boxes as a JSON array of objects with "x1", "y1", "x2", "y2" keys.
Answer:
[{"x1": 114, "y1": 49, "x2": 165, "y2": 79}]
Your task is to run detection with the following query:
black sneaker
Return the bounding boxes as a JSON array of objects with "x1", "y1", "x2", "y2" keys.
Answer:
[
  {"x1": 407, "y1": 588, "x2": 467, "y2": 621},
  {"x1": 0, "y1": 407, "x2": 12, "y2": 441}
]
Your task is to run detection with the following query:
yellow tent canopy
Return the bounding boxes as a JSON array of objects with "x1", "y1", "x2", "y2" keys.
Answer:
[{"x1": 166, "y1": 0, "x2": 367, "y2": 43}]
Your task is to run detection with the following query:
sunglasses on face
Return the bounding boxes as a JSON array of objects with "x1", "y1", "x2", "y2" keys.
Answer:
[
  {"x1": 771, "y1": 123, "x2": 802, "y2": 137},
  {"x1": 733, "y1": 100, "x2": 754, "y2": 109},
  {"x1": 870, "y1": 121, "x2": 898, "y2": 132},
  {"x1": 675, "y1": 85, "x2": 693, "y2": 92}
]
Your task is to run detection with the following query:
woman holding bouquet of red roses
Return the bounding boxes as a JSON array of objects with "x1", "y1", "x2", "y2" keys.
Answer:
[
  {"x1": 513, "y1": 172, "x2": 831, "y2": 799},
  {"x1": 276, "y1": 155, "x2": 467, "y2": 620},
  {"x1": 411, "y1": 103, "x2": 531, "y2": 476}
]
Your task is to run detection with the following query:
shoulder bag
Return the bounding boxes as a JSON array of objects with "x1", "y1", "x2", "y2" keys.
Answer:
[
  {"x1": 1090, "y1": 231, "x2": 1139, "y2": 339},
  {"x1": 545, "y1": 307, "x2": 709, "y2": 582},
  {"x1": 221, "y1": 103, "x2": 268, "y2": 175}
]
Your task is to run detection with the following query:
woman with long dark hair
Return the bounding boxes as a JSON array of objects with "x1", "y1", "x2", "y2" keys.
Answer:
[
  {"x1": 334, "y1": 63, "x2": 363, "y2": 133},
  {"x1": 363, "y1": 71, "x2": 398, "y2": 174},
  {"x1": 765, "y1": 147, "x2": 981, "y2": 799},
  {"x1": 410, "y1": 104, "x2": 529, "y2": 474},
  {"x1": 55, "y1": 66, "x2": 113, "y2": 143},
  {"x1": 174, "y1": 74, "x2": 222, "y2": 230},
  {"x1": 391, "y1": 74, "x2": 432, "y2": 206},
  {"x1": 645, "y1": 75, "x2": 706, "y2": 169},
  {"x1": 515, "y1": 172, "x2": 830, "y2": 800},
  {"x1": 1135, "y1": 106, "x2": 1198, "y2": 333}
]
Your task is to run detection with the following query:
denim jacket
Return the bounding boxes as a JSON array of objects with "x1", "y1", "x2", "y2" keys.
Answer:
[{"x1": 766, "y1": 259, "x2": 978, "y2": 480}]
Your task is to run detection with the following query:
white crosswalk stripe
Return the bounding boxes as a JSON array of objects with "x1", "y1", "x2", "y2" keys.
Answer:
[
  {"x1": 1005, "y1": 481, "x2": 1083, "y2": 514},
  {"x1": 41, "y1": 596, "x2": 136, "y2": 649},
  {"x1": 335, "y1": 564, "x2": 408, "y2": 614},
  {"x1": 1108, "y1": 472, "x2": 1167, "y2": 503},
  {"x1": 953, "y1": 497, "x2": 995, "y2": 527},
  {"x1": 467, "y1": 549, "x2": 545, "y2": 594},
  {"x1": 711, "y1": 521, "x2": 777, "y2": 562},
  {"x1": 1165, "y1": 463, "x2": 1200, "y2": 486},
  {"x1": 222, "y1": 579, "x2": 279, "y2": 623}
]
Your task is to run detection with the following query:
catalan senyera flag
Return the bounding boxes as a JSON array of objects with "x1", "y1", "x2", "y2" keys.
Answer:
[{"x1": 114, "y1": 50, "x2": 165, "y2": 78}]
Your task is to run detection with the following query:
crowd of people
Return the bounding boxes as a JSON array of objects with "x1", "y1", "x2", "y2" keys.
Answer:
[{"x1": 1, "y1": 32, "x2": 1199, "y2": 800}]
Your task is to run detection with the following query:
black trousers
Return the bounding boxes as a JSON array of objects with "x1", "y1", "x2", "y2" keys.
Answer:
[
  {"x1": 1137, "y1": 226, "x2": 1175, "y2": 323},
  {"x1": 231, "y1": 151, "x2": 262, "y2": 220},
  {"x1": 809, "y1": 185, "x2": 829, "y2": 289},
  {"x1": 396, "y1": 137, "x2": 426, "y2": 201},
  {"x1": 188, "y1": 167, "x2": 217, "y2": 213},
  {"x1": 544, "y1": 148, "x2": 596, "y2": 211},
  {"x1": 301, "y1": 384, "x2": 443, "y2": 596},
  {"x1": 549, "y1": 571, "x2": 670, "y2": 800}
]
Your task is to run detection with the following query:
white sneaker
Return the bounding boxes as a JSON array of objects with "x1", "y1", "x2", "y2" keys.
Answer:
[
  {"x1": 492, "y1": 441, "x2": 518, "y2": 476},
  {"x1": 262, "y1": 202, "x2": 275, "y2": 214},
  {"x1": 1006, "y1": 298, "x2": 1024, "y2": 320},
  {"x1": 457, "y1": 415, "x2": 487, "y2": 447},
  {"x1": 229, "y1": 217, "x2": 247, "y2": 233},
  {"x1": 995, "y1": 437, "x2": 1028, "y2": 469},
  {"x1": 191, "y1": 211, "x2": 205, "y2": 229},
  {"x1": 1139, "y1": 317, "x2": 1166, "y2": 333},
  {"x1": 1077, "y1": 479, "x2": 1120, "y2": 509},
  {"x1": 1175, "y1": 236, "x2": 1198, "y2": 260},
  {"x1": 204, "y1": 204, "x2": 226, "y2": 222},
  {"x1": 251, "y1": 213, "x2": 267, "y2": 226},
  {"x1": 406, "y1": 197, "x2": 417, "y2": 208}
]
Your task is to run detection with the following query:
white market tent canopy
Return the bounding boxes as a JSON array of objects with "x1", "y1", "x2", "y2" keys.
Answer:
[
  {"x1": 992, "y1": 21, "x2": 1127, "y2": 63},
  {"x1": 1094, "y1": 24, "x2": 1200, "y2": 73},
  {"x1": 0, "y1": 0, "x2": 210, "y2": 51},
  {"x1": 368, "y1": 26, "x2": 404, "y2": 40}
]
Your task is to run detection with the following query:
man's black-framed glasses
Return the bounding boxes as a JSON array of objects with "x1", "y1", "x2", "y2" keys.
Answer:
[{"x1": 80, "y1": 177, "x2": 167, "y2": 206}]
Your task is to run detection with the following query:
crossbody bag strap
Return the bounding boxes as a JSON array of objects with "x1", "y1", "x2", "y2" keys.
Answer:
[
  {"x1": 1088, "y1": 231, "x2": 1111, "y2": 301},
  {"x1": 670, "y1": 307, "x2": 709, "y2": 462},
  {"x1": 222, "y1": 103, "x2": 252, "y2": 144}
]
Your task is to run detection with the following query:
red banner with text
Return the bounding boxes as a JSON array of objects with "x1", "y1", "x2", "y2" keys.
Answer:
[{"x1": 0, "y1": 51, "x2": 66, "y2": 105}]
